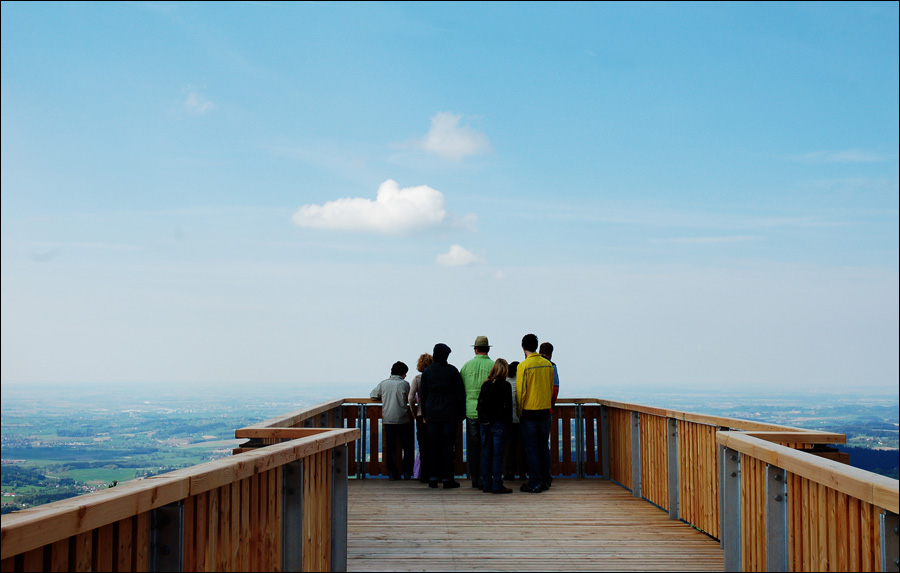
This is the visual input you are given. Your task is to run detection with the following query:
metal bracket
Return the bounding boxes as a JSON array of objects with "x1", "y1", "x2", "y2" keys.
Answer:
[
  {"x1": 882, "y1": 510, "x2": 899, "y2": 573},
  {"x1": 150, "y1": 501, "x2": 183, "y2": 572}
]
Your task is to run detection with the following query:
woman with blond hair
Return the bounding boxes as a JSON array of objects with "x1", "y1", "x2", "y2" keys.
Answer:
[
  {"x1": 476, "y1": 358, "x2": 513, "y2": 494},
  {"x1": 408, "y1": 352, "x2": 434, "y2": 483}
]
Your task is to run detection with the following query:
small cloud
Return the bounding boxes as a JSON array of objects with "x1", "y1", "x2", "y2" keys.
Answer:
[
  {"x1": 292, "y1": 179, "x2": 449, "y2": 235},
  {"x1": 420, "y1": 112, "x2": 492, "y2": 161},
  {"x1": 185, "y1": 92, "x2": 215, "y2": 114},
  {"x1": 436, "y1": 245, "x2": 484, "y2": 266},
  {"x1": 789, "y1": 150, "x2": 888, "y2": 164}
]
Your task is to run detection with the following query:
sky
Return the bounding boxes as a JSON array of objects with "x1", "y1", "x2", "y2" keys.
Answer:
[{"x1": 1, "y1": 2, "x2": 898, "y2": 400}]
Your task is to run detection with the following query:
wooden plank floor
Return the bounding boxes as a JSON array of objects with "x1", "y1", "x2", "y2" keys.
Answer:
[{"x1": 347, "y1": 478, "x2": 724, "y2": 572}]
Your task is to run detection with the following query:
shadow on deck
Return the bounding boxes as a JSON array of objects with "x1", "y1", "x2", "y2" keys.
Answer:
[{"x1": 347, "y1": 478, "x2": 724, "y2": 572}]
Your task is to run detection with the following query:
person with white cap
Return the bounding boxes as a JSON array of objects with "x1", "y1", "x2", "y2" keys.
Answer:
[{"x1": 459, "y1": 335, "x2": 495, "y2": 489}]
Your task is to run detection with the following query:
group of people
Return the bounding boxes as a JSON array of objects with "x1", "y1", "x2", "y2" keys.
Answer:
[{"x1": 369, "y1": 334, "x2": 559, "y2": 494}]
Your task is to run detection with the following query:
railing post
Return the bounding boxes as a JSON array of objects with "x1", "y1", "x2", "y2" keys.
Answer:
[
  {"x1": 631, "y1": 411, "x2": 641, "y2": 498},
  {"x1": 882, "y1": 510, "x2": 899, "y2": 573},
  {"x1": 718, "y1": 426, "x2": 730, "y2": 548},
  {"x1": 667, "y1": 417, "x2": 679, "y2": 520},
  {"x1": 766, "y1": 465, "x2": 788, "y2": 572},
  {"x1": 600, "y1": 405, "x2": 610, "y2": 480},
  {"x1": 331, "y1": 444, "x2": 349, "y2": 572},
  {"x1": 150, "y1": 501, "x2": 183, "y2": 572},
  {"x1": 282, "y1": 459, "x2": 303, "y2": 572},
  {"x1": 360, "y1": 404, "x2": 368, "y2": 479},
  {"x1": 723, "y1": 446, "x2": 742, "y2": 572},
  {"x1": 575, "y1": 404, "x2": 585, "y2": 479}
]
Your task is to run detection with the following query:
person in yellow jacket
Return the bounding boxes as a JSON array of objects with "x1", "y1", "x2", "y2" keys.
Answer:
[{"x1": 516, "y1": 333, "x2": 555, "y2": 493}]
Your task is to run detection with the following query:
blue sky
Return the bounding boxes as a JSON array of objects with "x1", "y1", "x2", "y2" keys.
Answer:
[{"x1": 2, "y1": 2, "x2": 897, "y2": 398}]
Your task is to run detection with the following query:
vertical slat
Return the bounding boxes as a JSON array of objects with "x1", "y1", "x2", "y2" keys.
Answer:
[
  {"x1": 267, "y1": 469, "x2": 278, "y2": 570},
  {"x1": 836, "y1": 491, "x2": 848, "y2": 571},
  {"x1": 134, "y1": 512, "x2": 150, "y2": 572},
  {"x1": 827, "y1": 487, "x2": 837, "y2": 572},
  {"x1": 208, "y1": 487, "x2": 219, "y2": 572},
  {"x1": 250, "y1": 473, "x2": 260, "y2": 572},
  {"x1": 73, "y1": 531, "x2": 92, "y2": 573},
  {"x1": 22, "y1": 548, "x2": 42, "y2": 572},
  {"x1": 789, "y1": 473, "x2": 800, "y2": 571},
  {"x1": 230, "y1": 481, "x2": 240, "y2": 571},
  {"x1": 239, "y1": 478, "x2": 250, "y2": 572},
  {"x1": 117, "y1": 517, "x2": 133, "y2": 572},
  {"x1": 260, "y1": 470, "x2": 270, "y2": 570},
  {"x1": 49, "y1": 539, "x2": 69, "y2": 572},
  {"x1": 849, "y1": 496, "x2": 861, "y2": 572},
  {"x1": 218, "y1": 485, "x2": 230, "y2": 572},
  {"x1": 196, "y1": 492, "x2": 209, "y2": 572},
  {"x1": 816, "y1": 482, "x2": 826, "y2": 571},
  {"x1": 275, "y1": 465, "x2": 283, "y2": 571},
  {"x1": 182, "y1": 496, "x2": 195, "y2": 572},
  {"x1": 802, "y1": 477, "x2": 811, "y2": 571},
  {"x1": 862, "y1": 501, "x2": 873, "y2": 572},
  {"x1": 94, "y1": 524, "x2": 114, "y2": 573}
]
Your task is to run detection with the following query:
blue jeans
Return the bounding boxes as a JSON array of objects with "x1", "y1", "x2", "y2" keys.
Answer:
[
  {"x1": 521, "y1": 414, "x2": 551, "y2": 490},
  {"x1": 480, "y1": 421, "x2": 508, "y2": 492}
]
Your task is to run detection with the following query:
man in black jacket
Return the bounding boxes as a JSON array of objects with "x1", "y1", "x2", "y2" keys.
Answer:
[{"x1": 419, "y1": 343, "x2": 466, "y2": 489}]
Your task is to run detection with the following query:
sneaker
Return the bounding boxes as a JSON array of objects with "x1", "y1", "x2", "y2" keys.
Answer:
[
  {"x1": 428, "y1": 480, "x2": 438, "y2": 489},
  {"x1": 493, "y1": 486, "x2": 513, "y2": 494},
  {"x1": 443, "y1": 480, "x2": 461, "y2": 489},
  {"x1": 519, "y1": 483, "x2": 543, "y2": 493},
  {"x1": 540, "y1": 483, "x2": 550, "y2": 491}
]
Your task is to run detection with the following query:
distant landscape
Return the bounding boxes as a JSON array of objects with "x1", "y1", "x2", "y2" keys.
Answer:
[{"x1": 2, "y1": 383, "x2": 897, "y2": 514}]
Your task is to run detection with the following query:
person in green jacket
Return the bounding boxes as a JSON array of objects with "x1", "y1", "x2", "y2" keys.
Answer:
[{"x1": 459, "y1": 335, "x2": 495, "y2": 489}]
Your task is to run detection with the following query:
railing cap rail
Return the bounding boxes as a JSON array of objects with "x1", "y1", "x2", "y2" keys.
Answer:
[{"x1": 717, "y1": 430, "x2": 899, "y2": 514}]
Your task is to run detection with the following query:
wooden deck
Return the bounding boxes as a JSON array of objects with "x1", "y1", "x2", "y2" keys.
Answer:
[{"x1": 347, "y1": 478, "x2": 725, "y2": 572}]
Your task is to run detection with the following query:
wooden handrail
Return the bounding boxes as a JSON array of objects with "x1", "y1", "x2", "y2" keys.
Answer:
[
  {"x1": 717, "y1": 430, "x2": 898, "y2": 513},
  {"x1": 1, "y1": 427, "x2": 359, "y2": 569}
]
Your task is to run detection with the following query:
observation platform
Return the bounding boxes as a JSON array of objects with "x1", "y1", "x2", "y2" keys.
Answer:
[
  {"x1": 347, "y1": 478, "x2": 723, "y2": 572},
  {"x1": 2, "y1": 397, "x2": 897, "y2": 572}
]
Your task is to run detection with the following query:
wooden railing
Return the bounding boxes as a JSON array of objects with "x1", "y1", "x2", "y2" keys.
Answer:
[
  {"x1": 0, "y1": 427, "x2": 358, "y2": 572},
  {"x1": 3, "y1": 396, "x2": 897, "y2": 572},
  {"x1": 718, "y1": 431, "x2": 899, "y2": 572}
]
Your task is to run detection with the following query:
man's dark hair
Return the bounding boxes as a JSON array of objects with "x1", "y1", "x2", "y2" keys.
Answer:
[
  {"x1": 391, "y1": 361, "x2": 409, "y2": 376},
  {"x1": 539, "y1": 342, "x2": 554, "y2": 357},
  {"x1": 474, "y1": 345, "x2": 490, "y2": 354},
  {"x1": 521, "y1": 333, "x2": 539, "y2": 353}
]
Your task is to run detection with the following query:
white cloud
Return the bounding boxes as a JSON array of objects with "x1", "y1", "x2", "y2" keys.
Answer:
[
  {"x1": 436, "y1": 245, "x2": 484, "y2": 266},
  {"x1": 185, "y1": 92, "x2": 215, "y2": 114},
  {"x1": 292, "y1": 179, "x2": 448, "y2": 235},
  {"x1": 421, "y1": 112, "x2": 492, "y2": 160}
]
